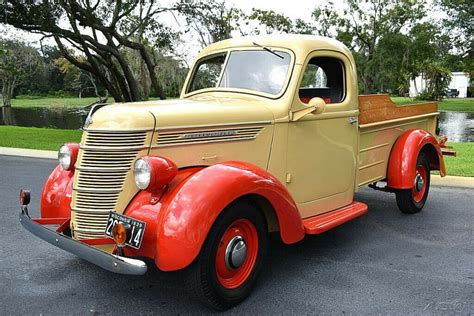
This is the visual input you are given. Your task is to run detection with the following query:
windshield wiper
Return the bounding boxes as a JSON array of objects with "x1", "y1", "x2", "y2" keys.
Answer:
[{"x1": 252, "y1": 42, "x2": 284, "y2": 59}]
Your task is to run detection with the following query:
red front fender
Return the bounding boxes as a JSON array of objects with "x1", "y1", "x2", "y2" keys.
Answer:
[
  {"x1": 124, "y1": 162, "x2": 304, "y2": 271},
  {"x1": 41, "y1": 165, "x2": 73, "y2": 219},
  {"x1": 387, "y1": 129, "x2": 446, "y2": 189}
]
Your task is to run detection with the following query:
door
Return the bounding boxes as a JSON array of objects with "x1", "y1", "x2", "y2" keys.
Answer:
[{"x1": 286, "y1": 51, "x2": 359, "y2": 218}]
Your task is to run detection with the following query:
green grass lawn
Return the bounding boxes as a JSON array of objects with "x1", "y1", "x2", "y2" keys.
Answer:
[
  {"x1": 11, "y1": 96, "x2": 102, "y2": 108},
  {"x1": 391, "y1": 97, "x2": 474, "y2": 112},
  {"x1": 0, "y1": 126, "x2": 82, "y2": 151},
  {"x1": 441, "y1": 142, "x2": 474, "y2": 177}
]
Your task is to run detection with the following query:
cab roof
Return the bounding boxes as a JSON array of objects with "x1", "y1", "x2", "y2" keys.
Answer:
[{"x1": 197, "y1": 34, "x2": 354, "y2": 65}]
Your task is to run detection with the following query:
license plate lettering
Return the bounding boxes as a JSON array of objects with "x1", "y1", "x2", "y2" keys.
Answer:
[{"x1": 104, "y1": 212, "x2": 146, "y2": 249}]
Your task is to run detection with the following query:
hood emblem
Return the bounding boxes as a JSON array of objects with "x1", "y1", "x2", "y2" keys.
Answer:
[{"x1": 183, "y1": 130, "x2": 236, "y2": 139}]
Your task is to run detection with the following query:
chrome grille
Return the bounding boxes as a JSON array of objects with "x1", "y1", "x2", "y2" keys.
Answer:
[
  {"x1": 157, "y1": 126, "x2": 264, "y2": 147},
  {"x1": 72, "y1": 130, "x2": 148, "y2": 239}
]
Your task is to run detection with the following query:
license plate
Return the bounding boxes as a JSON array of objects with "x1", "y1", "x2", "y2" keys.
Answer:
[{"x1": 105, "y1": 212, "x2": 146, "y2": 249}]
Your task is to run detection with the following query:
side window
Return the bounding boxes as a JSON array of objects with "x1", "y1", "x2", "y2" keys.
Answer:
[
  {"x1": 299, "y1": 57, "x2": 345, "y2": 104},
  {"x1": 188, "y1": 54, "x2": 226, "y2": 93}
]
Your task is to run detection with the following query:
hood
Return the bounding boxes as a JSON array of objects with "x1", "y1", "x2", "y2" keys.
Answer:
[
  {"x1": 87, "y1": 103, "x2": 156, "y2": 130},
  {"x1": 88, "y1": 94, "x2": 275, "y2": 131}
]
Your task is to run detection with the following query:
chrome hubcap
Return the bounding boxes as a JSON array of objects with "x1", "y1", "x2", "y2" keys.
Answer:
[
  {"x1": 224, "y1": 236, "x2": 247, "y2": 269},
  {"x1": 414, "y1": 174, "x2": 424, "y2": 192}
]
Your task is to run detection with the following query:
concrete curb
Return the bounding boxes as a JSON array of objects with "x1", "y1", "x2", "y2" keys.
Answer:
[
  {"x1": 431, "y1": 175, "x2": 474, "y2": 189},
  {"x1": 0, "y1": 147, "x2": 56, "y2": 160},
  {"x1": 1, "y1": 147, "x2": 473, "y2": 188}
]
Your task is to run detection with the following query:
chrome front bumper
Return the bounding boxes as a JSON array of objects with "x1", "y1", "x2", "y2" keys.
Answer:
[{"x1": 19, "y1": 211, "x2": 147, "y2": 275}]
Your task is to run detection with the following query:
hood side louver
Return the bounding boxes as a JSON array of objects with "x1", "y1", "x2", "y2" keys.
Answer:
[{"x1": 156, "y1": 126, "x2": 265, "y2": 147}]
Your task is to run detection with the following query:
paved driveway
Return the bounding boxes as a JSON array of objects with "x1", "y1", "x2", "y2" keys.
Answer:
[{"x1": 1, "y1": 155, "x2": 472, "y2": 314}]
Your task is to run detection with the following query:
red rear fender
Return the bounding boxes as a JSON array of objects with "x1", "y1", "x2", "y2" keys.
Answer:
[{"x1": 387, "y1": 129, "x2": 445, "y2": 189}]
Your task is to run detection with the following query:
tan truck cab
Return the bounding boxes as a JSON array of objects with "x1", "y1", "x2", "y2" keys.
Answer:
[{"x1": 19, "y1": 35, "x2": 450, "y2": 310}]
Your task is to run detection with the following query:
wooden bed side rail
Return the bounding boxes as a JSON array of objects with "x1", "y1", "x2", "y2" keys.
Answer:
[{"x1": 358, "y1": 94, "x2": 438, "y2": 125}]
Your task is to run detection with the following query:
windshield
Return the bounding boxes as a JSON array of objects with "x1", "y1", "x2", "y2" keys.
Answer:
[{"x1": 187, "y1": 50, "x2": 291, "y2": 96}]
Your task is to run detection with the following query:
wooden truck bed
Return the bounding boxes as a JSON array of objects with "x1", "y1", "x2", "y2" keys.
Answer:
[{"x1": 356, "y1": 94, "x2": 438, "y2": 187}]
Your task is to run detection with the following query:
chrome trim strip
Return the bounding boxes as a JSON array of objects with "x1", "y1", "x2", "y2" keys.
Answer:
[
  {"x1": 155, "y1": 121, "x2": 272, "y2": 132},
  {"x1": 19, "y1": 211, "x2": 147, "y2": 275}
]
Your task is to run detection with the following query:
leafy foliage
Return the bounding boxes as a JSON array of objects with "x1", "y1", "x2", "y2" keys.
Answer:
[
  {"x1": 0, "y1": 40, "x2": 42, "y2": 106},
  {"x1": 1, "y1": 0, "x2": 182, "y2": 102}
]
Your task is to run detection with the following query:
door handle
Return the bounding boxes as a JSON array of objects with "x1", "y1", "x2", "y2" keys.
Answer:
[{"x1": 349, "y1": 117, "x2": 358, "y2": 124}]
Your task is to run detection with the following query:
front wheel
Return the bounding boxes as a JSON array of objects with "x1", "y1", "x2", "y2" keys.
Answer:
[
  {"x1": 185, "y1": 202, "x2": 268, "y2": 310},
  {"x1": 395, "y1": 152, "x2": 431, "y2": 214}
]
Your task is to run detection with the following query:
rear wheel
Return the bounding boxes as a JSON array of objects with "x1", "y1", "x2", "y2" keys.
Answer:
[
  {"x1": 186, "y1": 202, "x2": 268, "y2": 310},
  {"x1": 395, "y1": 152, "x2": 431, "y2": 214}
]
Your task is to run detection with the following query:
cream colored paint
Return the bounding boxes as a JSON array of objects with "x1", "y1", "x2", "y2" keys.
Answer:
[{"x1": 69, "y1": 35, "x2": 440, "y2": 238}]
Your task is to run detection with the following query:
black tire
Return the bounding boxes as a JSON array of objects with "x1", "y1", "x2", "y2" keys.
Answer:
[
  {"x1": 185, "y1": 201, "x2": 268, "y2": 310},
  {"x1": 396, "y1": 152, "x2": 431, "y2": 214}
]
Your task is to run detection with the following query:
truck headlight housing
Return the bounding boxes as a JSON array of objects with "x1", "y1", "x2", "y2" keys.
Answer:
[
  {"x1": 58, "y1": 143, "x2": 79, "y2": 171},
  {"x1": 133, "y1": 157, "x2": 178, "y2": 191}
]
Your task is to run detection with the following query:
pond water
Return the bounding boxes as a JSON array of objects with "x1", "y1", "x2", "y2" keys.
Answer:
[
  {"x1": 1, "y1": 106, "x2": 473, "y2": 142},
  {"x1": 437, "y1": 111, "x2": 473, "y2": 142},
  {"x1": 0, "y1": 106, "x2": 90, "y2": 130}
]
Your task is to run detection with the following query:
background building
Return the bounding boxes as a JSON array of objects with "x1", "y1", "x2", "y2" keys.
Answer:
[{"x1": 409, "y1": 72, "x2": 470, "y2": 98}]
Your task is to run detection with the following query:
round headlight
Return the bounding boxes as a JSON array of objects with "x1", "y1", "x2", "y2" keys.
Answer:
[
  {"x1": 58, "y1": 143, "x2": 79, "y2": 171},
  {"x1": 133, "y1": 158, "x2": 151, "y2": 190},
  {"x1": 58, "y1": 145, "x2": 71, "y2": 170}
]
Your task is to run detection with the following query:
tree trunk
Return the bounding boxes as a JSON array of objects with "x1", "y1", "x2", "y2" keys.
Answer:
[
  {"x1": 1, "y1": 106, "x2": 16, "y2": 125},
  {"x1": 2, "y1": 79, "x2": 14, "y2": 107}
]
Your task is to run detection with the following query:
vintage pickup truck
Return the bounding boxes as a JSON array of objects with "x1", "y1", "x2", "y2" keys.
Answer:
[{"x1": 19, "y1": 35, "x2": 452, "y2": 310}]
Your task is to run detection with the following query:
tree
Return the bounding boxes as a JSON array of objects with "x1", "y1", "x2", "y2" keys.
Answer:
[
  {"x1": 249, "y1": 9, "x2": 314, "y2": 35},
  {"x1": 55, "y1": 56, "x2": 106, "y2": 99},
  {"x1": 1, "y1": 1, "x2": 182, "y2": 102},
  {"x1": 179, "y1": 0, "x2": 245, "y2": 48},
  {"x1": 312, "y1": 0, "x2": 426, "y2": 94},
  {"x1": 418, "y1": 61, "x2": 451, "y2": 101},
  {"x1": 0, "y1": 39, "x2": 42, "y2": 107},
  {"x1": 439, "y1": 0, "x2": 473, "y2": 96}
]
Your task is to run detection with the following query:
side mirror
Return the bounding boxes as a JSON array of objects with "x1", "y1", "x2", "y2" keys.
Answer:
[{"x1": 291, "y1": 97, "x2": 326, "y2": 121}]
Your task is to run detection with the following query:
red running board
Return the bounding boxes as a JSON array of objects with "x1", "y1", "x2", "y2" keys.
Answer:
[{"x1": 302, "y1": 201, "x2": 368, "y2": 235}]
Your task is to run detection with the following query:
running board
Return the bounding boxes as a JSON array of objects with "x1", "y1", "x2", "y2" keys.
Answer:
[{"x1": 302, "y1": 201, "x2": 368, "y2": 235}]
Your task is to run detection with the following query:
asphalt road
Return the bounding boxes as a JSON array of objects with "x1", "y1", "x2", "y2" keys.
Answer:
[{"x1": 1, "y1": 155, "x2": 473, "y2": 315}]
